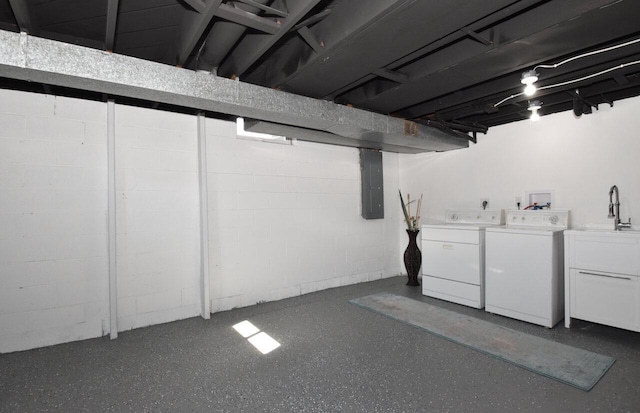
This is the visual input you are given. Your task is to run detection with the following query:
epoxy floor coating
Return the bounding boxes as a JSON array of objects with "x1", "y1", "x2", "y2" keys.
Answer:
[{"x1": 1, "y1": 276, "x2": 639, "y2": 412}]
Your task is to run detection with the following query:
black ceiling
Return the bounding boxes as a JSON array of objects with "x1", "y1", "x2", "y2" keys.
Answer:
[{"x1": 1, "y1": 0, "x2": 639, "y2": 137}]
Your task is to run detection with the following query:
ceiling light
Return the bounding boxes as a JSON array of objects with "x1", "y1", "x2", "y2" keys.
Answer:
[
  {"x1": 521, "y1": 70, "x2": 539, "y2": 96},
  {"x1": 528, "y1": 100, "x2": 542, "y2": 122}
]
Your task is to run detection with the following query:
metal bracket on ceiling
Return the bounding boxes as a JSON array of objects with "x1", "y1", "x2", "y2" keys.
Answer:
[
  {"x1": 600, "y1": 94, "x2": 614, "y2": 107},
  {"x1": 425, "y1": 116, "x2": 477, "y2": 144},
  {"x1": 567, "y1": 89, "x2": 598, "y2": 115},
  {"x1": 459, "y1": 27, "x2": 492, "y2": 46}
]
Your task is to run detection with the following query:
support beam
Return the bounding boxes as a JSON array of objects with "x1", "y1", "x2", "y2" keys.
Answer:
[
  {"x1": 197, "y1": 114, "x2": 211, "y2": 319},
  {"x1": 176, "y1": 0, "x2": 224, "y2": 66},
  {"x1": 8, "y1": 0, "x2": 38, "y2": 35},
  {"x1": 297, "y1": 27, "x2": 323, "y2": 53},
  {"x1": 215, "y1": 3, "x2": 281, "y2": 35},
  {"x1": 107, "y1": 100, "x2": 118, "y2": 339},
  {"x1": 219, "y1": 0, "x2": 322, "y2": 78},
  {"x1": 0, "y1": 30, "x2": 468, "y2": 152},
  {"x1": 105, "y1": 0, "x2": 119, "y2": 51}
]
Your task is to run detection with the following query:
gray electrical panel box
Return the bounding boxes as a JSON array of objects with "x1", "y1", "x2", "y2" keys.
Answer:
[{"x1": 360, "y1": 149, "x2": 384, "y2": 219}]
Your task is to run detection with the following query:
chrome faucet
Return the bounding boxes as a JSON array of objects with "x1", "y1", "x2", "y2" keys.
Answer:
[{"x1": 608, "y1": 185, "x2": 632, "y2": 231}]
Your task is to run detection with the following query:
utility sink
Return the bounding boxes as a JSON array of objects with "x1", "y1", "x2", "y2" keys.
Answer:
[{"x1": 566, "y1": 228, "x2": 640, "y2": 238}]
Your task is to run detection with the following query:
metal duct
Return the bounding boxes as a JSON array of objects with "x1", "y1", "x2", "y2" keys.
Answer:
[
  {"x1": 196, "y1": 0, "x2": 270, "y2": 72},
  {"x1": 0, "y1": 30, "x2": 469, "y2": 153}
]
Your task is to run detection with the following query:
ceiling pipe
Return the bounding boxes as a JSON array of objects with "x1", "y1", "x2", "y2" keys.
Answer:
[{"x1": 196, "y1": 0, "x2": 271, "y2": 72}]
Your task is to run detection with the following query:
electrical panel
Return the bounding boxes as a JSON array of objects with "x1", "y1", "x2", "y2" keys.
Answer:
[{"x1": 360, "y1": 149, "x2": 384, "y2": 219}]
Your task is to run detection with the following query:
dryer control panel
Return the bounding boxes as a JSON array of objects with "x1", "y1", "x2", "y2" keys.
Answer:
[
  {"x1": 445, "y1": 209, "x2": 504, "y2": 225},
  {"x1": 505, "y1": 209, "x2": 569, "y2": 229}
]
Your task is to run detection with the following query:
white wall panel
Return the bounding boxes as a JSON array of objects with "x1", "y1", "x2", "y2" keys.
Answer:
[
  {"x1": 205, "y1": 118, "x2": 402, "y2": 312},
  {"x1": 400, "y1": 97, "x2": 640, "y2": 230},
  {"x1": 0, "y1": 90, "x2": 109, "y2": 353},
  {"x1": 114, "y1": 105, "x2": 201, "y2": 332}
]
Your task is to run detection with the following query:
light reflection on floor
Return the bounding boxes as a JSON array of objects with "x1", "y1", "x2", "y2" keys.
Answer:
[{"x1": 232, "y1": 320, "x2": 281, "y2": 354}]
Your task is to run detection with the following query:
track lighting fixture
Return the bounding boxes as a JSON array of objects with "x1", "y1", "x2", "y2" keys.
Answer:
[
  {"x1": 494, "y1": 38, "x2": 640, "y2": 110},
  {"x1": 521, "y1": 70, "x2": 538, "y2": 96},
  {"x1": 528, "y1": 100, "x2": 542, "y2": 122}
]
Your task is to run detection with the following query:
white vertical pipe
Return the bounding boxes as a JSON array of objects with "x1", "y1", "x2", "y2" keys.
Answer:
[
  {"x1": 197, "y1": 114, "x2": 211, "y2": 319},
  {"x1": 107, "y1": 100, "x2": 118, "y2": 338}
]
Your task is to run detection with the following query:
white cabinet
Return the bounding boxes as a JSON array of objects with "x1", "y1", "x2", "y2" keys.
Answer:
[{"x1": 564, "y1": 230, "x2": 640, "y2": 332}]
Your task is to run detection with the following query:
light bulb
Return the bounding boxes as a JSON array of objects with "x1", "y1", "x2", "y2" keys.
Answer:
[
  {"x1": 524, "y1": 83, "x2": 537, "y2": 96},
  {"x1": 530, "y1": 110, "x2": 540, "y2": 122},
  {"x1": 521, "y1": 70, "x2": 539, "y2": 85}
]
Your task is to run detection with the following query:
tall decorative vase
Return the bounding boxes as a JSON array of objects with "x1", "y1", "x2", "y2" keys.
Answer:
[{"x1": 404, "y1": 229, "x2": 421, "y2": 286}]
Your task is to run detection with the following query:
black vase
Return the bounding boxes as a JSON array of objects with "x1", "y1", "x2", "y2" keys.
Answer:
[{"x1": 404, "y1": 229, "x2": 421, "y2": 286}]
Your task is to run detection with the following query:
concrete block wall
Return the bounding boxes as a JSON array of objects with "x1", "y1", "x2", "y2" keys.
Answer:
[
  {"x1": 0, "y1": 89, "x2": 109, "y2": 353},
  {"x1": 205, "y1": 118, "x2": 403, "y2": 312},
  {"x1": 0, "y1": 88, "x2": 404, "y2": 353},
  {"x1": 114, "y1": 105, "x2": 201, "y2": 331}
]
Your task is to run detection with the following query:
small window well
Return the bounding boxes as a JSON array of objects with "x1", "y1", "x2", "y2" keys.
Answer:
[{"x1": 236, "y1": 117, "x2": 291, "y2": 145}]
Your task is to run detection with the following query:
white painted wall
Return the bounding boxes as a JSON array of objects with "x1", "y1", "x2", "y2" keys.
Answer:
[
  {"x1": 205, "y1": 118, "x2": 403, "y2": 311},
  {"x1": 0, "y1": 88, "x2": 404, "y2": 352},
  {"x1": 114, "y1": 105, "x2": 202, "y2": 331},
  {"x1": 400, "y1": 96, "x2": 640, "y2": 229},
  {"x1": 0, "y1": 90, "x2": 109, "y2": 353}
]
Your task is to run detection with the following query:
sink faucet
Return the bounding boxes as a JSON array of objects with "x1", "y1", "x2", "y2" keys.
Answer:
[{"x1": 608, "y1": 185, "x2": 632, "y2": 231}]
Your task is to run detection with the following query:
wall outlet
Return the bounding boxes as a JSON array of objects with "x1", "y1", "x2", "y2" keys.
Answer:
[{"x1": 481, "y1": 198, "x2": 490, "y2": 209}]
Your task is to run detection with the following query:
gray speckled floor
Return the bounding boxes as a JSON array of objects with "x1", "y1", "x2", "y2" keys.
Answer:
[{"x1": 1, "y1": 276, "x2": 639, "y2": 413}]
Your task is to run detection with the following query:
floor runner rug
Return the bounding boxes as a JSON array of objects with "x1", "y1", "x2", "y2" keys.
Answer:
[{"x1": 350, "y1": 293, "x2": 615, "y2": 391}]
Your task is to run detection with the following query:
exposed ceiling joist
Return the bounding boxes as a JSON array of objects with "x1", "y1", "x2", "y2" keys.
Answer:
[
  {"x1": 322, "y1": 0, "x2": 545, "y2": 101},
  {"x1": 297, "y1": 27, "x2": 322, "y2": 54},
  {"x1": 8, "y1": 0, "x2": 38, "y2": 35},
  {"x1": 234, "y1": 0, "x2": 288, "y2": 18},
  {"x1": 372, "y1": 0, "x2": 637, "y2": 117},
  {"x1": 459, "y1": 27, "x2": 492, "y2": 46},
  {"x1": 176, "y1": 0, "x2": 223, "y2": 66},
  {"x1": 218, "y1": 0, "x2": 322, "y2": 78},
  {"x1": 183, "y1": 0, "x2": 207, "y2": 13},
  {"x1": 214, "y1": 3, "x2": 280, "y2": 35},
  {"x1": 1, "y1": 0, "x2": 638, "y2": 134},
  {"x1": 105, "y1": 0, "x2": 119, "y2": 51}
]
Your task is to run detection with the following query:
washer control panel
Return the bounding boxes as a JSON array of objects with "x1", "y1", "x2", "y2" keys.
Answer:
[
  {"x1": 445, "y1": 209, "x2": 504, "y2": 225},
  {"x1": 505, "y1": 209, "x2": 569, "y2": 229}
]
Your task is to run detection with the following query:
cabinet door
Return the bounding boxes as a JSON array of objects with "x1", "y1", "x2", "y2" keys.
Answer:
[
  {"x1": 570, "y1": 269, "x2": 639, "y2": 331},
  {"x1": 570, "y1": 235, "x2": 639, "y2": 275}
]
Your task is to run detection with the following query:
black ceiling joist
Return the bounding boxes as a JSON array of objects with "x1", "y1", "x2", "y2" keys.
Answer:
[
  {"x1": 8, "y1": 0, "x2": 38, "y2": 35},
  {"x1": 214, "y1": 3, "x2": 281, "y2": 35},
  {"x1": 176, "y1": 0, "x2": 224, "y2": 66},
  {"x1": 105, "y1": 0, "x2": 119, "y2": 51}
]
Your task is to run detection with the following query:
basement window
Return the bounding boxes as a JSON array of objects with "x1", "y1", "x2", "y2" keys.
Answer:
[{"x1": 236, "y1": 117, "x2": 292, "y2": 145}]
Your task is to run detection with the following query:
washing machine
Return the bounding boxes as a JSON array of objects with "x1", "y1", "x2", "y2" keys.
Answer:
[
  {"x1": 422, "y1": 209, "x2": 504, "y2": 309},
  {"x1": 484, "y1": 209, "x2": 570, "y2": 328}
]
